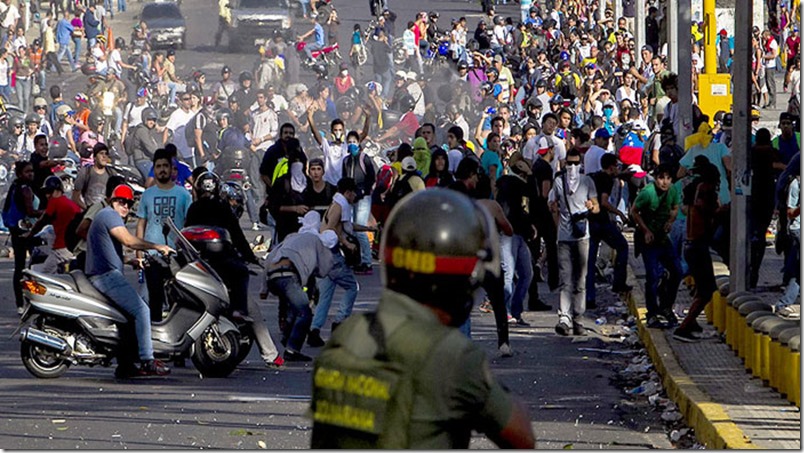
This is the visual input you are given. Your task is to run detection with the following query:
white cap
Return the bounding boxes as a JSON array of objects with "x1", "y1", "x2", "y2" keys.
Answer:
[{"x1": 401, "y1": 156, "x2": 417, "y2": 171}]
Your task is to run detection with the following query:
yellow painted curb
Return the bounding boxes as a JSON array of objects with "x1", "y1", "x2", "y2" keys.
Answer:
[{"x1": 626, "y1": 268, "x2": 758, "y2": 449}]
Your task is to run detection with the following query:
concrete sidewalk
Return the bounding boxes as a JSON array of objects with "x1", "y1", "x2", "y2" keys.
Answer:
[{"x1": 625, "y1": 238, "x2": 801, "y2": 449}]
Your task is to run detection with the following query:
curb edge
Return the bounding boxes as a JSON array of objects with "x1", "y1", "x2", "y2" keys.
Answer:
[{"x1": 625, "y1": 266, "x2": 758, "y2": 449}]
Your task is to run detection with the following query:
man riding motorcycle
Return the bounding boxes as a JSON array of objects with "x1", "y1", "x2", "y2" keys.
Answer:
[
  {"x1": 127, "y1": 107, "x2": 162, "y2": 179},
  {"x1": 185, "y1": 172, "x2": 259, "y2": 321}
]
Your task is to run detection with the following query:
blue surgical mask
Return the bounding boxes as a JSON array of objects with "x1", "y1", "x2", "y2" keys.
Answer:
[{"x1": 348, "y1": 143, "x2": 359, "y2": 156}]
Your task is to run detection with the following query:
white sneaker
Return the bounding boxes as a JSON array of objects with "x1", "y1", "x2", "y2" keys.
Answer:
[
  {"x1": 776, "y1": 304, "x2": 801, "y2": 320},
  {"x1": 499, "y1": 343, "x2": 513, "y2": 357},
  {"x1": 251, "y1": 223, "x2": 261, "y2": 231},
  {"x1": 17, "y1": 307, "x2": 24, "y2": 315}
]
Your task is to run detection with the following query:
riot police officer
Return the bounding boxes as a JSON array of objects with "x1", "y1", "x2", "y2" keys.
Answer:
[{"x1": 310, "y1": 189, "x2": 535, "y2": 449}]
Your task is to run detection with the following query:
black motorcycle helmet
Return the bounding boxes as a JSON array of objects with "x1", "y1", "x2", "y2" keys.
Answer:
[
  {"x1": 381, "y1": 189, "x2": 500, "y2": 327},
  {"x1": 220, "y1": 181, "x2": 245, "y2": 218},
  {"x1": 215, "y1": 108, "x2": 233, "y2": 125},
  {"x1": 399, "y1": 94, "x2": 416, "y2": 112},
  {"x1": 88, "y1": 110, "x2": 105, "y2": 130},
  {"x1": 141, "y1": 107, "x2": 158, "y2": 123},
  {"x1": 239, "y1": 71, "x2": 253, "y2": 84},
  {"x1": 42, "y1": 175, "x2": 63, "y2": 194},
  {"x1": 48, "y1": 135, "x2": 69, "y2": 158},
  {"x1": 8, "y1": 115, "x2": 23, "y2": 132},
  {"x1": 24, "y1": 113, "x2": 39, "y2": 125},
  {"x1": 194, "y1": 171, "x2": 220, "y2": 198}
]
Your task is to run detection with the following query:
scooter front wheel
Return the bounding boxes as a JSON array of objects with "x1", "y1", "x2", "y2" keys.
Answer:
[{"x1": 191, "y1": 327, "x2": 240, "y2": 378}]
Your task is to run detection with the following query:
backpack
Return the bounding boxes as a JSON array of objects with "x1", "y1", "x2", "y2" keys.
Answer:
[
  {"x1": 557, "y1": 72, "x2": 578, "y2": 100},
  {"x1": 641, "y1": 130, "x2": 660, "y2": 173},
  {"x1": 124, "y1": 123, "x2": 144, "y2": 157},
  {"x1": 2, "y1": 183, "x2": 24, "y2": 229},
  {"x1": 64, "y1": 208, "x2": 87, "y2": 253},
  {"x1": 385, "y1": 173, "x2": 416, "y2": 209},
  {"x1": 310, "y1": 312, "x2": 456, "y2": 449}
]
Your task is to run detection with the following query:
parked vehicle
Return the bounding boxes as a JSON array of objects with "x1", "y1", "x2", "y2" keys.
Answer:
[
  {"x1": 141, "y1": 2, "x2": 187, "y2": 50},
  {"x1": 228, "y1": 0, "x2": 292, "y2": 52}
]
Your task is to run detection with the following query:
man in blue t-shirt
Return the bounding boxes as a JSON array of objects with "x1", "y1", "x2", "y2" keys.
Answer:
[
  {"x1": 136, "y1": 149, "x2": 192, "y2": 321},
  {"x1": 86, "y1": 184, "x2": 173, "y2": 377},
  {"x1": 299, "y1": 16, "x2": 327, "y2": 63}
]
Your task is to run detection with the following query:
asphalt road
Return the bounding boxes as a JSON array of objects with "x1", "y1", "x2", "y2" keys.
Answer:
[
  {"x1": 0, "y1": 222, "x2": 677, "y2": 449},
  {"x1": 0, "y1": 0, "x2": 686, "y2": 449}
]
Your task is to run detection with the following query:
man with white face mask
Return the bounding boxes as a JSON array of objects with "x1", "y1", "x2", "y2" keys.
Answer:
[
  {"x1": 548, "y1": 149, "x2": 599, "y2": 337},
  {"x1": 307, "y1": 109, "x2": 370, "y2": 187}
]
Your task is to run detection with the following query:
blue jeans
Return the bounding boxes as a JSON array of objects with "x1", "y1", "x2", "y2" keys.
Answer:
[
  {"x1": 56, "y1": 42, "x2": 76, "y2": 70},
  {"x1": 783, "y1": 229, "x2": 800, "y2": 284},
  {"x1": 72, "y1": 38, "x2": 81, "y2": 62},
  {"x1": 501, "y1": 234, "x2": 532, "y2": 319},
  {"x1": 245, "y1": 186, "x2": 259, "y2": 224},
  {"x1": 117, "y1": 0, "x2": 126, "y2": 12},
  {"x1": 298, "y1": 0, "x2": 309, "y2": 16},
  {"x1": 586, "y1": 221, "x2": 628, "y2": 302},
  {"x1": 312, "y1": 252, "x2": 358, "y2": 330},
  {"x1": 16, "y1": 76, "x2": 31, "y2": 113},
  {"x1": 669, "y1": 217, "x2": 689, "y2": 276},
  {"x1": 37, "y1": 69, "x2": 46, "y2": 93},
  {"x1": 266, "y1": 275, "x2": 312, "y2": 352},
  {"x1": 557, "y1": 239, "x2": 589, "y2": 324},
  {"x1": 166, "y1": 82, "x2": 186, "y2": 106},
  {"x1": 90, "y1": 269, "x2": 154, "y2": 361},
  {"x1": 641, "y1": 239, "x2": 681, "y2": 317},
  {"x1": 375, "y1": 67, "x2": 393, "y2": 98},
  {"x1": 353, "y1": 197, "x2": 372, "y2": 266},
  {"x1": 0, "y1": 84, "x2": 11, "y2": 103},
  {"x1": 104, "y1": 0, "x2": 114, "y2": 16},
  {"x1": 304, "y1": 42, "x2": 325, "y2": 61}
]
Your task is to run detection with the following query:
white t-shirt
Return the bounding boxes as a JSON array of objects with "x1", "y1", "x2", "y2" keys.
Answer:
[
  {"x1": 542, "y1": 133, "x2": 565, "y2": 174},
  {"x1": 765, "y1": 38, "x2": 779, "y2": 69},
  {"x1": 108, "y1": 48, "x2": 123, "y2": 74},
  {"x1": 2, "y1": 4, "x2": 19, "y2": 29},
  {"x1": 251, "y1": 107, "x2": 278, "y2": 151},
  {"x1": 166, "y1": 107, "x2": 195, "y2": 132},
  {"x1": 321, "y1": 140, "x2": 346, "y2": 186},
  {"x1": 583, "y1": 144, "x2": 609, "y2": 174},
  {"x1": 126, "y1": 102, "x2": 148, "y2": 128},
  {"x1": 0, "y1": 57, "x2": 9, "y2": 86},
  {"x1": 92, "y1": 46, "x2": 107, "y2": 73}
]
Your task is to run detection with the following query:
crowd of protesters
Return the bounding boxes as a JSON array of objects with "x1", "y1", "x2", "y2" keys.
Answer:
[{"x1": 0, "y1": 0, "x2": 801, "y2": 356}]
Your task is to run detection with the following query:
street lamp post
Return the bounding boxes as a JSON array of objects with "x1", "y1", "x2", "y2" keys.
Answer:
[{"x1": 730, "y1": 0, "x2": 753, "y2": 293}]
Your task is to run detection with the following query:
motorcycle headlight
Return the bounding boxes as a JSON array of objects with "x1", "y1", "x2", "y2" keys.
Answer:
[{"x1": 281, "y1": 17, "x2": 291, "y2": 28}]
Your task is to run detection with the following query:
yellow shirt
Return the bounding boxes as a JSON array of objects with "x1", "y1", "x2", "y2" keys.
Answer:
[{"x1": 218, "y1": 0, "x2": 231, "y2": 23}]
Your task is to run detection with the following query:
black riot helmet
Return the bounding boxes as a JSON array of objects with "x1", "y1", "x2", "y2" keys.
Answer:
[
  {"x1": 380, "y1": 189, "x2": 501, "y2": 327},
  {"x1": 194, "y1": 171, "x2": 220, "y2": 198}
]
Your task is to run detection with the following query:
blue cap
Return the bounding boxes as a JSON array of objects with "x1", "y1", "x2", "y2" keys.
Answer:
[{"x1": 594, "y1": 128, "x2": 612, "y2": 139}]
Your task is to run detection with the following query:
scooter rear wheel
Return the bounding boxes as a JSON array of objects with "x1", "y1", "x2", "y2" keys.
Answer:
[{"x1": 20, "y1": 326, "x2": 71, "y2": 379}]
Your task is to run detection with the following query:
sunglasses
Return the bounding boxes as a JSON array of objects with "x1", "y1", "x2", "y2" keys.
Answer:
[
  {"x1": 566, "y1": 161, "x2": 581, "y2": 166},
  {"x1": 181, "y1": 97, "x2": 191, "y2": 101},
  {"x1": 34, "y1": 106, "x2": 46, "y2": 110}
]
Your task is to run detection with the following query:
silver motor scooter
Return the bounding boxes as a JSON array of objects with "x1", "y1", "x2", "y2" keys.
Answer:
[{"x1": 17, "y1": 217, "x2": 242, "y2": 379}]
